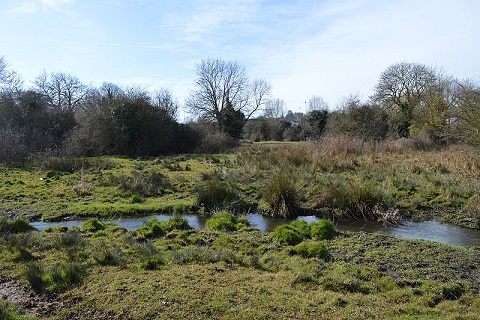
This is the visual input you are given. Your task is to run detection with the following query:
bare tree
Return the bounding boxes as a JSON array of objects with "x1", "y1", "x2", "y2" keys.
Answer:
[
  {"x1": 0, "y1": 56, "x2": 23, "y2": 93},
  {"x1": 34, "y1": 70, "x2": 88, "y2": 110},
  {"x1": 186, "y1": 58, "x2": 271, "y2": 135},
  {"x1": 152, "y1": 88, "x2": 179, "y2": 120},
  {"x1": 250, "y1": 78, "x2": 272, "y2": 119},
  {"x1": 263, "y1": 98, "x2": 285, "y2": 118},
  {"x1": 372, "y1": 62, "x2": 438, "y2": 137},
  {"x1": 450, "y1": 79, "x2": 480, "y2": 147},
  {"x1": 308, "y1": 95, "x2": 328, "y2": 112}
]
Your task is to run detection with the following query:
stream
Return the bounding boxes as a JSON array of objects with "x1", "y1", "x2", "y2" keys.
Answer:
[{"x1": 31, "y1": 213, "x2": 480, "y2": 247}]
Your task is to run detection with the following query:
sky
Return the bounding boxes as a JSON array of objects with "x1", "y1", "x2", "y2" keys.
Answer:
[{"x1": 1, "y1": 0, "x2": 479, "y2": 119}]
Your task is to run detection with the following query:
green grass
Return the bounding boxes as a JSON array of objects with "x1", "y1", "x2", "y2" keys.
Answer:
[
  {"x1": 1, "y1": 141, "x2": 479, "y2": 318},
  {"x1": 0, "y1": 218, "x2": 478, "y2": 319},
  {"x1": 1, "y1": 142, "x2": 479, "y2": 228}
]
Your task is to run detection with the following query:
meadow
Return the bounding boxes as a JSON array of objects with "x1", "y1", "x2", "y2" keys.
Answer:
[
  {"x1": 1, "y1": 139, "x2": 480, "y2": 319},
  {"x1": 1, "y1": 138, "x2": 479, "y2": 227}
]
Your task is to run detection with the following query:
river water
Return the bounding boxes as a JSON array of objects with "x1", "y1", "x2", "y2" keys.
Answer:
[{"x1": 31, "y1": 213, "x2": 480, "y2": 247}]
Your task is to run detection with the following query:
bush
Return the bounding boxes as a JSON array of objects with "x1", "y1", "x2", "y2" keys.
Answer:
[
  {"x1": 81, "y1": 218, "x2": 106, "y2": 232},
  {"x1": 130, "y1": 194, "x2": 144, "y2": 204},
  {"x1": 197, "y1": 131, "x2": 239, "y2": 153},
  {"x1": 136, "y1": 218, "x2": 166, "y2": 239},
  {"x1": 0, "y1": 126, "x2": 29, "y2": 166},
  {"x1": 6, "y1": 219, "x2": 36, "y2": 234},
  {"x1": 263, "y1": 171, "x2": 297, "y2": 217},
  {"x1": 205, "y1": 212, "x2": 238, "y2": 231},
  {"x1": 293, "y1": 241, "x2": 329, "y2": 258},
  {"x1": 0, "y1": 217, "x2": 9, "y2": 234},
  {"x1": 271, "y1": 225, "x2": 302, "y2": 245},
  {"x1": 310, "y1": 219, "x2": 336, "y2": 240}
]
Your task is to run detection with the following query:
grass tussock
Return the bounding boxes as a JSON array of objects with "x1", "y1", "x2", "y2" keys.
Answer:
[{"x1": 262, "y1": 170, "x2": 298, "y2": 217}]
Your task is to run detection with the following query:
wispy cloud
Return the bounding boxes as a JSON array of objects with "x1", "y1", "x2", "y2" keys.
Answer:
[
  {"x1": 8, "y1": 2, "x2": 38, "y2": 14},
  {"x1": 39, "y1": 0, "x2": 72, "y2": 10}
]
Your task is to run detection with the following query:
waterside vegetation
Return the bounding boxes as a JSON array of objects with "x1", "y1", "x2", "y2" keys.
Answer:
[
  {"x1": 1, "y1": 138, "x2": 478, "y2": 229},
  {"x1": 0, "y1": 214, "x2": 479, "y2": 319}
]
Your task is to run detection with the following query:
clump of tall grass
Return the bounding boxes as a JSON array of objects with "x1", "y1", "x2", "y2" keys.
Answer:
[
  {"x1": 169, "y1": 246, "x2": 237, "y2": 265},
  {"x1": 39, "y1": 156, "x2": 116, "y2": 173},
  {"x1": 24, "y1": 261, "x2": 87, "y2": 293},
  {"x1": 0, "y1": 300, "x2": 30, "y2": 320},
  {"x1": 90, "y1": 239, "x2": 125, "y2": 266},
  {"x1": 195, "y1": 172, "x2": 240, "y2": 210},
  {"x1": 104, "y1": 170, "x2": 171, "y2": 197},
  {"x1": 262, "y1": 171, "x2": 298, "y2": 217},
  {"x1": 0, "y1": 218, "x2": 36, "y2": 234},
  {"x1": 319, "y1": 178, "x2": 394, "y2": 221}
]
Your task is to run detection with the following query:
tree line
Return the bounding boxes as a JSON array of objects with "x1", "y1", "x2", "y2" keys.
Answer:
[
  {"x1": 1, "y1": 56, "x2": 479, "y2": 165},
  {"x1": 246, "y1": 62, "x2": 480, "y2": 146}
]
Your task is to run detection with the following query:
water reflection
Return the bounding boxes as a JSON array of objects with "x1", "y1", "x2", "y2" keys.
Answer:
[{"x1": 31, "y1": 213, "x2": 480, "y2": 247}]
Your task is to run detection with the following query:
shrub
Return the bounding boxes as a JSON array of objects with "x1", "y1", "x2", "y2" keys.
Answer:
[
  {"x1": 293, "y1": 241, "x2": 329, "y2": 258},
  {"x1": 263, "y1": 171, "x2": 297, "y2": 217},
  {"x1": 0, "y1": 126, "x2": 29, "y2": 166},
  {"x1": 81, "y1": 218, "x2": 106, "y2": 232},
  {"x1": 271, "y1": 225, "x2": 302, "y2": 245},
  {"x1": 0, "y1": 217, "x2": 9, "y2": 234},
  {"x1": 130, "y1": 194, "x2": 144, "y2": 204},
  {"x1": 310, "y1": 219, "x2": 336, "y2": 240},
  {"x1": 6, "y1": 219, "x2": 36, "y2": 234},
  {"x1": 205, "y1": 212, "x2": 238, "y2": 231},
  {"x1": 195, "y1": 173, "x2": 239, "y2": 210},
  {"x1": 136, "y1": 218, "x2": 166, "y2": 239}
]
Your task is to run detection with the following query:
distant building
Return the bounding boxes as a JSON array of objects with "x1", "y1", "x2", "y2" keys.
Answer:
[{"x1": 284, "y1": 110, "x2": 304, "y2": 126}]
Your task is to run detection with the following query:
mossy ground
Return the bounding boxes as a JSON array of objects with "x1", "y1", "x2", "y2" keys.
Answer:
[{"x1": 0, "y1": 221, "x2": 479, "y2": 319}]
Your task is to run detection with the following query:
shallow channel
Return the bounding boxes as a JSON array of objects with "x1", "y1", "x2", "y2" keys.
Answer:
[{"x1": 31, "y1": 213, "x2": 480, "y2": 247}]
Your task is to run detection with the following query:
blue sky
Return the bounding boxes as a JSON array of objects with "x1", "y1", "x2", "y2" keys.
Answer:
[{"x1": 1, "y1": 0, "x2": 479, "y2": 118}]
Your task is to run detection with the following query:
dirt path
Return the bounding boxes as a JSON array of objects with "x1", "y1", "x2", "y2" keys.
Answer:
[{"x1": 0, "y1": 276, "x2": 61, "y2": 317}]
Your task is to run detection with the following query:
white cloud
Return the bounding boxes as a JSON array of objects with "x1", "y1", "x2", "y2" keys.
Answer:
[
  {"x1": 8, "y1": 2, "x2": 38, "y2": 14},
  {"x1": 39, "y1": 0, "x2": 72, "y2": 10}
]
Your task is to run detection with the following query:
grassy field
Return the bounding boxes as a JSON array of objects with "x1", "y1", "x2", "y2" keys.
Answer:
[
  {"x1": 0, "y1": 214, "x2": 479, "y2": 319},
  {"x1": 1, "y1": 139, "x2": 479, "y2": 228},
  {"x1": 1, "y1": 139, "x2": 480, "y2": 319}
]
